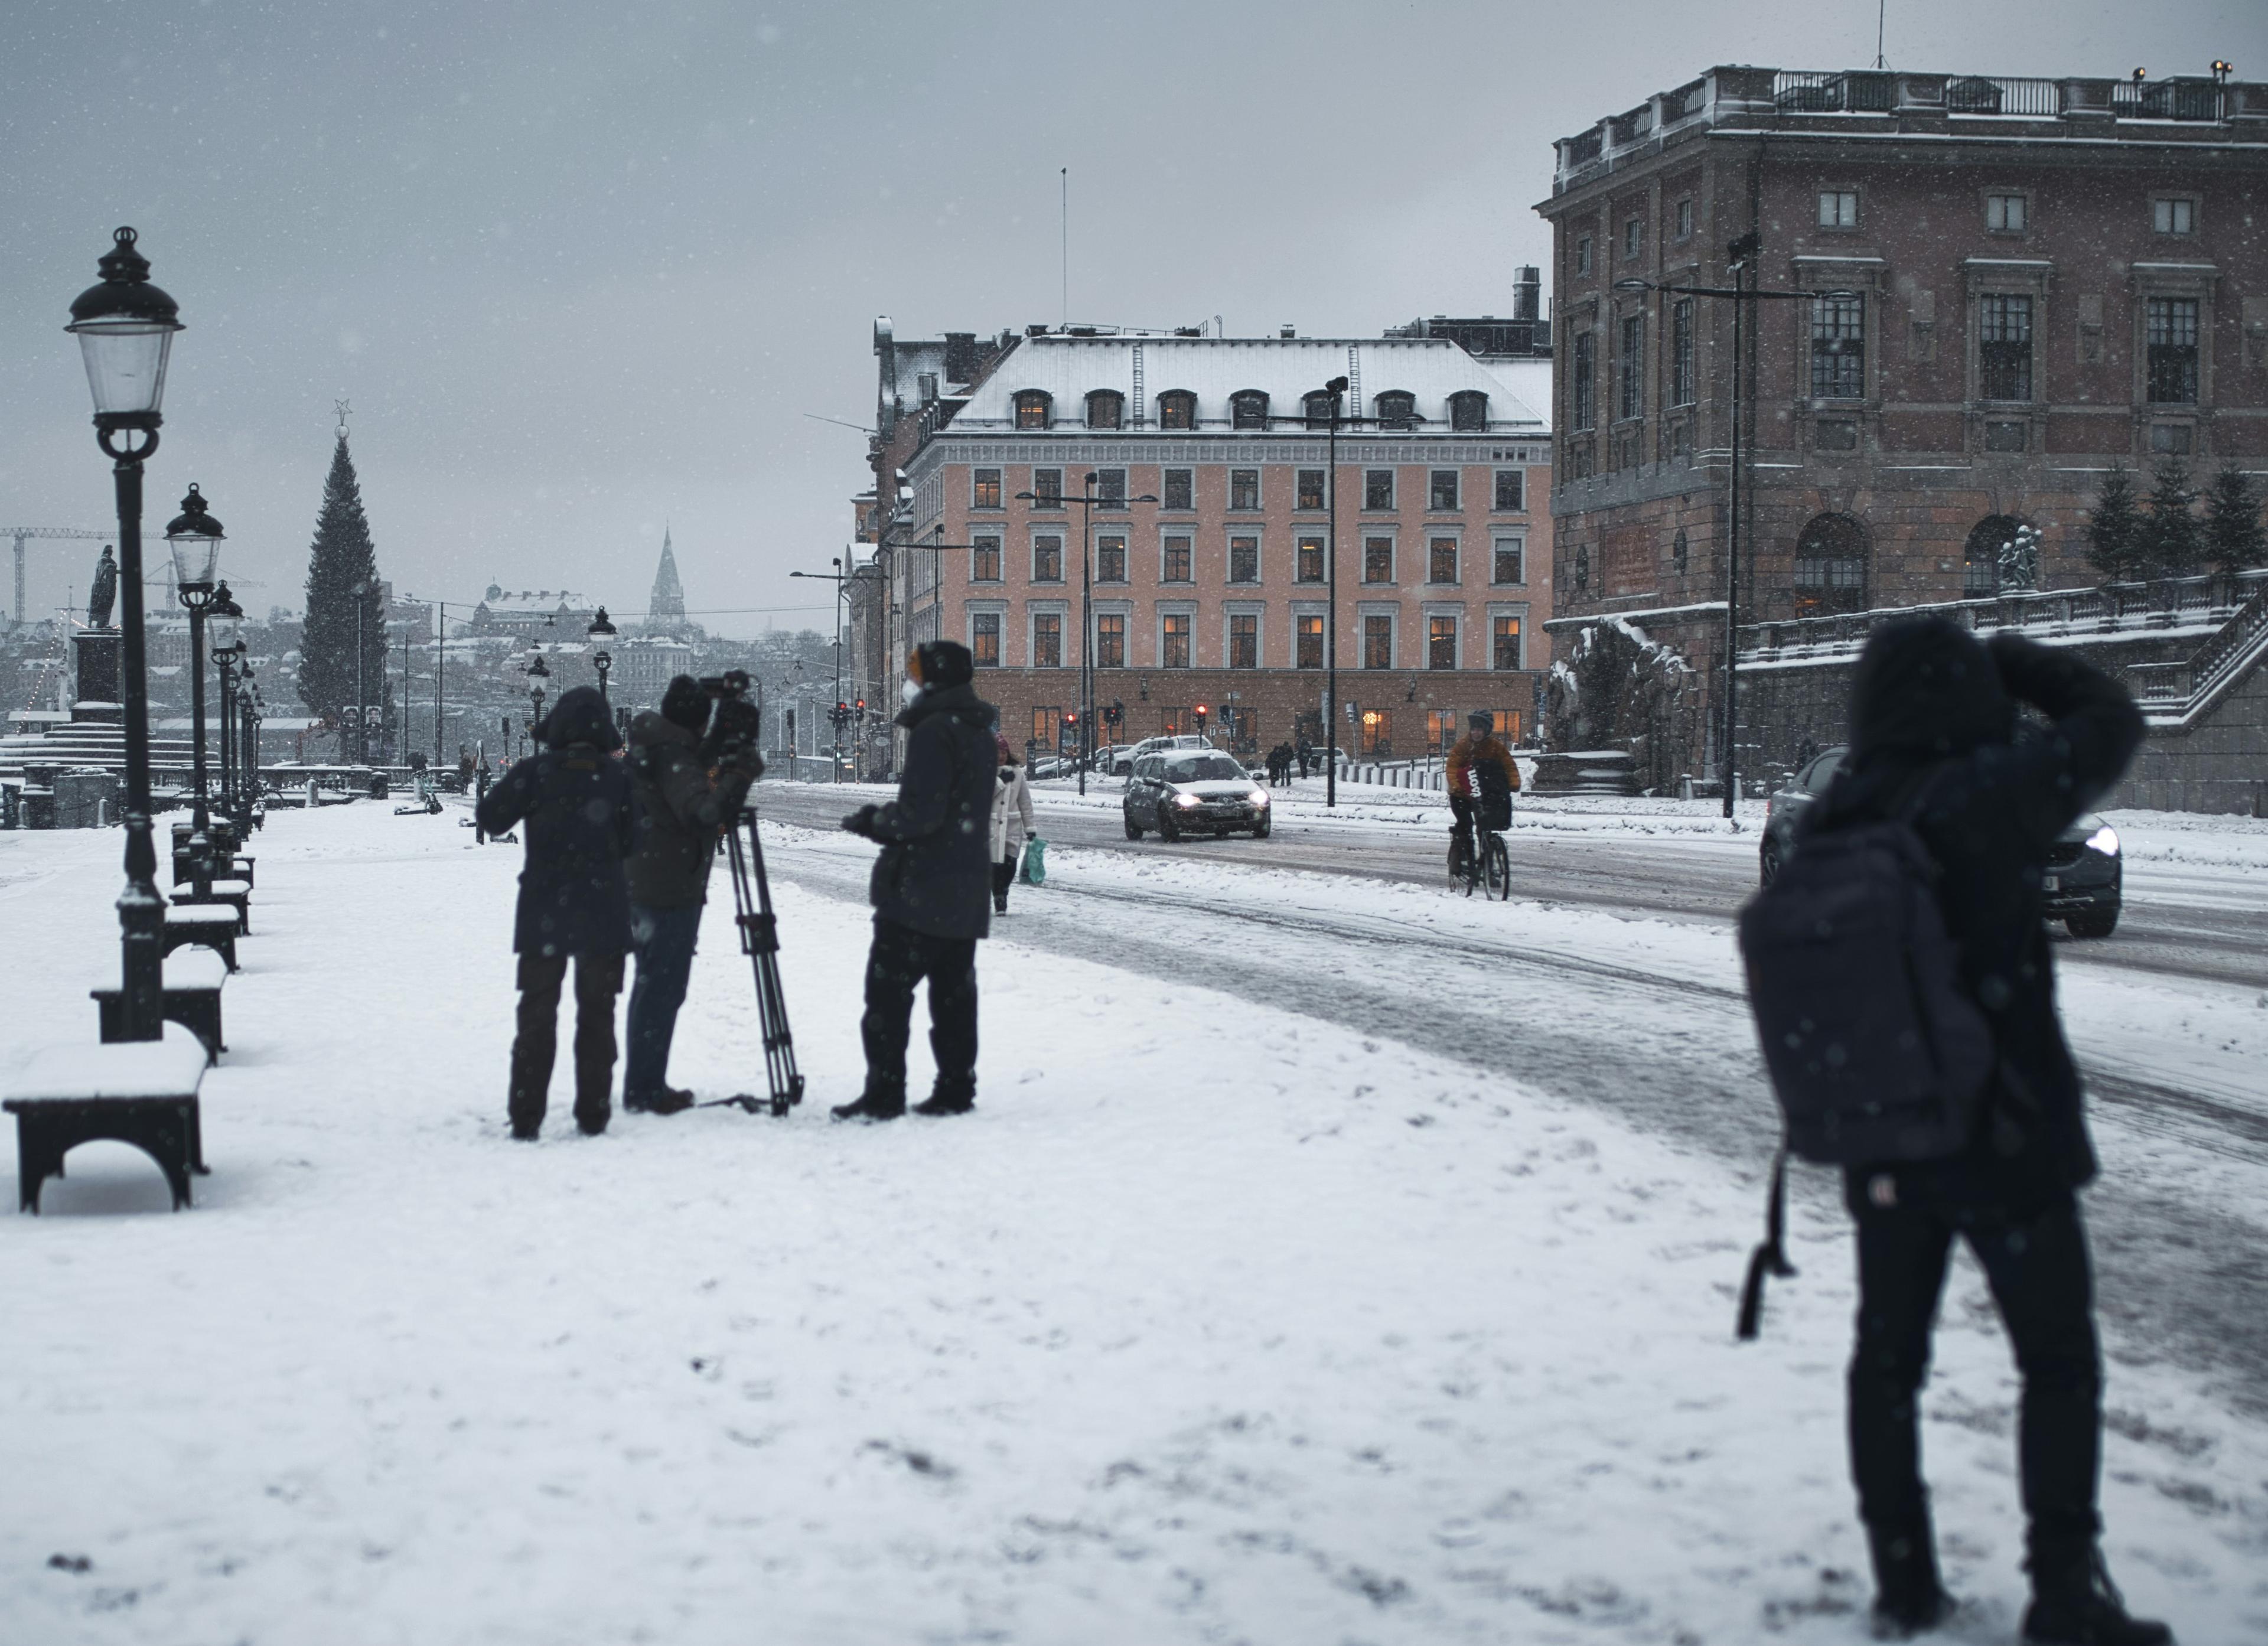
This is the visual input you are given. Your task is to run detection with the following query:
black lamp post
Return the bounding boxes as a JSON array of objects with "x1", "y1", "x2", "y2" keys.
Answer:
[
  {"x1": 1015, "y1": 474, "x2": 1156, "y2": 796},
  {"x1": 237, "y1": 670, "x2": 263, "y2": 827},
  {"x1": 1614, "y1": 247, "x2": 1853, "y2": 816},
  {"x1": 165, "y1": 484, "x2": 224, "y2": 889},
  {"x1": 790, "y1": 559, "x2": 851, "y2": 783},
  {"x1": 68, "y1": 227, "x2": 183, "y2": 1042},
  {"x1": 208, "y1": 584, "x2": 245, "y2": 826},
  {"x1": 1318, "y1": 376, "x2": 1348, "y2": 807},
  {"x1": 527, "y1": 649, "x2": 550, "y2": 738},
  {"x1": 588, "y1": 605, "x2": 617, "y2": 706}
]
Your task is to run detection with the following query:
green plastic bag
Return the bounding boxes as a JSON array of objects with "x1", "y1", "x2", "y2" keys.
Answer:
[{"x1": 1020, "y1": 836, "x2": 1047, "y2": 886}]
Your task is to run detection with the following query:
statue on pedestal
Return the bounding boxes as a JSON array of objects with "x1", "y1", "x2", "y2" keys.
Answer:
[{"x1": 87, "y1": 546, "x2": 118, "y2": 630}]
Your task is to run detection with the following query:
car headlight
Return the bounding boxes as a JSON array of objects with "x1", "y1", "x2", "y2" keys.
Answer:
[
  {"x1": 1174, "y1": 792, "x2": 1201, "y2": 809},
  {"x1": 1249, "y1": 790, "x2": 1269, "y2": 806},
  {"x1": 2084, "y1": 824, "x2": 2119, "y2": 857}
]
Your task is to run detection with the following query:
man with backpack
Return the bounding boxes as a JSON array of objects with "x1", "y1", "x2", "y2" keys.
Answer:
[
  {"x1": 1444, "y1": 711, "x2": 1518, "y2": 873},
  {"x1": 1740, "y1": 620, "x2": 2159, "y2": 1644}
]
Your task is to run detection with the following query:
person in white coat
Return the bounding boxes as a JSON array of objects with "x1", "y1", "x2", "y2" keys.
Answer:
[{"x1": 988, "y1": 733, "x2": 1035, "y2": 914}]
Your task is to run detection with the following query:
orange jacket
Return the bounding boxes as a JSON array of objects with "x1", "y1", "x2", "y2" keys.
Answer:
[{"x1": 1446, "y1": 733, "x2": 1519, "y2": 799}]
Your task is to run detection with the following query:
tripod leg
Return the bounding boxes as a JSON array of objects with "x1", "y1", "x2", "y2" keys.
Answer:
[{"x1": 737, "y1": 813, "x2": 805, "y2": 1110}]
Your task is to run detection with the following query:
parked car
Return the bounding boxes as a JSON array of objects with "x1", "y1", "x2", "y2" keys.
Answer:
[
  {"x1": 1114, "y1": 734, "x2": 1208, "y2": 777},
  {"x1": 1123, "y1": 749, "x2": 1272, "y2": 840},
  {"x1": 1758, "y1": 744, "x2": 2123, "y2": 937}
]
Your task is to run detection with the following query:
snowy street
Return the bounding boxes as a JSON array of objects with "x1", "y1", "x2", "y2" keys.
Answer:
[{"x1": 4, "y1": 796, "x2": 2264, "y2": 1643}]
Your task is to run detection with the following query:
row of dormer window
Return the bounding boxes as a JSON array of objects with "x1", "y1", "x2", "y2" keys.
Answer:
[
  {"x1": 1011, "y1": 387, "x2": 1495, "y2": 433},
  {"x1": 971, "y1": 465, "x2": 1528, "y2": 513}
]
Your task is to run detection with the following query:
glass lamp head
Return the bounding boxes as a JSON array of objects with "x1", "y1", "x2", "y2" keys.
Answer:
[
  {"x1": 66, "y1": 228, "x2": 183, "y2": 421},
  {"x1": 207, "y1": 584, "x2": 245, "y2": 656},
  {"x1": 164, "y1": 484, "x2": 224, "y2": 593}
]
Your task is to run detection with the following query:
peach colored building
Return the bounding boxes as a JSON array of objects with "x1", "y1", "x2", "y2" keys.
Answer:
[{"x1": 897, "y1": 334, "x2": 1554, "y2": 761}]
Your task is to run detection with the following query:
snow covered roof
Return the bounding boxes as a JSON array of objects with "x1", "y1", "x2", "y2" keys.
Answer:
[
  {"x1": 947, "y1": 336, "x2": 1549, "y2": 435},
  {"x1": 474, "y1": 589, "x2": 591, "y2": 617}
]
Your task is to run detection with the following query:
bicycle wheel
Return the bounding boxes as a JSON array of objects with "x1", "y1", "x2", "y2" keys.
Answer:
[{"x1": 1484, "y1": 833, "x2": 1511, "y2": 900}]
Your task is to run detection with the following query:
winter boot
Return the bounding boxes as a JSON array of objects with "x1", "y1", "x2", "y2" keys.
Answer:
[
  {"x1": 625, "y1": 1087, "x2": 696, "y2": 1116},
  {"x1": 832, "y1": 1080, "x2": 905, "y2": 1123},
  {"x1": 1866, "y1": 1520, "x2": 1955, "y2": 1638},
  {"x1": 913, "y1": 1090, "x2": 975, "y2": 1117},
  {"x1": 2022, "y1": 1546, "x2": 2172, "y2": 1645},
  {"x1": 994, "y1": 892, "x2": 1009, "y2": 914}
]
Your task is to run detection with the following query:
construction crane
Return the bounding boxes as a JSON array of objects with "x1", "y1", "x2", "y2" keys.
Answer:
[{"x1": 6, "y1": 527, "x2": 110, "y2": 625}]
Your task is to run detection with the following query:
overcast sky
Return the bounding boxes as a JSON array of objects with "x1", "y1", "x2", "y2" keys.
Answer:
[{"x1": 1, "y1": 0, "x2": 2256, "y2": 636}]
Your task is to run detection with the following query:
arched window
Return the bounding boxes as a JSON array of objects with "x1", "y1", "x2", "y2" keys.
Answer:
[
  {"x1": 1084, "y1": 390, "x2": 1123, "y2": 430},
  {"x1": 1231, "y1": 390, "x2": 1270, "y2": 429},
  {"x1": 1792, "y1": 513, "x2": 1869, "y2": 616},
  {"x1": 1376, "y1": 391, "x2": 1418, "y2": 431},
  {"x1": 1014, "y1": 390, "x2": 1052, "y2": 430},
  {"x1": 1963, "y1": 514, "x2": 2025, "y2": 597},
  {"x1": 1303, "y1": 390, "x2": 1339, "y2": 428},
  {"x1": 1573, "y1": 545, "x2": 1591, "y2": 594},
  {"x1": 1156, "y1": 390, "x2": 1196, "y2": 430},
  {"x1": 1448, "y1": 390, "x2": 1488, "y2": 432}
]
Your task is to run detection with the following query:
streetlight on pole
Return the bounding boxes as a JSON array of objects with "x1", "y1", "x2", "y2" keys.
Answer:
[
  {"x1": 790, "y1": 559, "x2": 851, "y2": 783},
  {"x1": 348, "y1": 576, "x2": 370, "y2": 765},
  {"x1": 526, "y1": 648, "x2": 550, "y2": 738},
  {"x1": 208, "y1": 582, "x2": 245, "y2": 832},
  {"x1": 1319, "y1": 376, "x2": 1348, "y2": 809},
  {"x1": 67, "y1": 226, "x2": 183, "y2": 1041},
  {"x1": 1615, "y1": 244, "x2": 1853, "y2": 817},
  {"x1": 587, "y1": 605, "x2": 617, "y2": 726},
  {"x1": 165, "y1": 483, "x2": 224, "y2": 891},
  {"x1": 1015, "y1": 474, "x2": 1156, "y2": 796}
]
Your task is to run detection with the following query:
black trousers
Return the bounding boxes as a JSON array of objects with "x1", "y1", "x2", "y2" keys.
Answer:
[
  {"x1": 860, "y1": 917, "x2": 977, "y2": 1102},
  {"x1": 1847, "y1": 1190, "x2": 2101, "y2": 1554},
  {"x1": 510, "y1": 950, "x2": 625, "y2": 1133},
  {"x1": 991, "y1": 856, "x2": 1016, "y2": 907}
]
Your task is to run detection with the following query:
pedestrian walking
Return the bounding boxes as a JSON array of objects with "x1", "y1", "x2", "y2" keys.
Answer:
[
  {"x1": 1762, "y1": 620, "x2": 2160, "y2": 1644},
  {"x1": 474, "y1": 685, "x2": 636, "y2": 1140},
  {"x1": 1296, "y1": 735, "x2": 1315, "y2": 779},
  {"x1": 989, "y1": 734, "x2": 1034, "y2": 915},
  {"x1": 620, "y1": 676, "x2": 762, "y2": 1114},
  {"x1": 834, "y1": 640, "x2": 996, "y2": 1121}
]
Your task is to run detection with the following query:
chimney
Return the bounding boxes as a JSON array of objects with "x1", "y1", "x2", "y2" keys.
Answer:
[
  {"x1": 1280, "y1": 323, "x2": 1296, "y2": 338},
  {"x1": 1514, "y1": 266, "x2": 1542, "y2": 321},
  {"x1": 943, "y1": 331, "x2": 977, "y2": 383}
]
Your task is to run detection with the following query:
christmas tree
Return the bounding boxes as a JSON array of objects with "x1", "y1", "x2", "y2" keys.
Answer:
[
  {"x1": 2202, "y1": 466, "x2": 2266, "y2": 576},
  {"x1": 297, "y1": 429, "x2": 390, "y2": 758},
  {"x1": 2138, "y1": 458, "x2": 2203, "y2": 579},
  {"x1": 2083, "y1": 468, "x2": 2145, "y2": 584}
]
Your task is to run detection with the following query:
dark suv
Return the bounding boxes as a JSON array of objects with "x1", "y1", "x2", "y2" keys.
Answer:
[{"x1": 1758, "y1": 745, "x2": 2122, "y2": 937}]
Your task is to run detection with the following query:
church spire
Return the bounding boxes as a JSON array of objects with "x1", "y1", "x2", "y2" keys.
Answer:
[{"x1": 648, "y1": 526, "x2": 686, "y2": 630}]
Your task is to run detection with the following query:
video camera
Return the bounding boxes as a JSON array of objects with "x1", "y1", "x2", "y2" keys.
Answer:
[{"x1": 698, "y1": 670, "x2": 764, "y2": 768}]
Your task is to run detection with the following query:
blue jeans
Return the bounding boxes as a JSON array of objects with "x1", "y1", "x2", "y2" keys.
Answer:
[{"x1": 624, "y1": 902, "x2": 704, "y2": 1099}]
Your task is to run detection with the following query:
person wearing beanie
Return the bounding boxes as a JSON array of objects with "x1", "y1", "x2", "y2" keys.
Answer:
[
  {"x1": 1801, "y1": 620, "x2": 2159, "y2": 1644},
  {"x1": 618, "y1": 674, "x2": 762, "y2": 1114},
  {"x1": 835, "y1": 640, "x2": 996, "y2": 1119},
  {"x1": 474, "y1": 685, "x2": 636, "y2": 1139}
]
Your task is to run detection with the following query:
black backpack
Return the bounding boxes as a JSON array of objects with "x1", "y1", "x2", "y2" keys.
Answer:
[
  {"x1": 1472, "y1": 753, "x2": 1514, "y2": 832},
  {"x1": 1732, "y1": 778, "x2": 1996, "y2": 1337}
]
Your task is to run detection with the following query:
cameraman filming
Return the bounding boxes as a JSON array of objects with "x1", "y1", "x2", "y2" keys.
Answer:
[{"x1": 621, "y1": 673, "x2": 763, "y2": 1113}]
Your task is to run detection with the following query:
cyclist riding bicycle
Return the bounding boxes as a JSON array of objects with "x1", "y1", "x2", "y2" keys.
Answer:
[{"x1": 1445, "y1": 710, "x2": 1520, "y2": 876}]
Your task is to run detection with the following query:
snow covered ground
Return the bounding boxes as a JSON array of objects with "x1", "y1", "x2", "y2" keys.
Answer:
[{"x1": 2, "y1": 802, "x2": 2264, "y2": 1644}]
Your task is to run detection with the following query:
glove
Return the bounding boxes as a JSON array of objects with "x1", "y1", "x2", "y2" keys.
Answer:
[{"x1": 840, "y1": 804, "x2": 879, "y2": 838}]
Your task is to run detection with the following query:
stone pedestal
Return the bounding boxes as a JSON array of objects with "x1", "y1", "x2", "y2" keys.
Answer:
[{"x1": 72, "y1": 629, "x2": 123, "y2": 725}]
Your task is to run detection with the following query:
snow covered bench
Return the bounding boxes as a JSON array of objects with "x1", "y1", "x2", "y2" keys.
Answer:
[
  {"x1": 4, "y1": 1024, "x2": 211, "y2": 1212},
  {"x1": 170, "y1": 876, "x2": 252, "y2": 934},
  {"x1": 161, "y1": 904, "x2": 239, "y2": 970},
  {"x1": 90, "y1": 949, "x2": 230, "y2": 1063}
]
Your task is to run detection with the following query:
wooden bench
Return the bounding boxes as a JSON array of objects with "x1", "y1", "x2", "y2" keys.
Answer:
[
  {"x1": 170, "y1": 877, "x2": 252, "y2": 934},
  {"x1": 90, "y1": 950, "x2": 230, "y2": 1063},
  {"x1": 4, "y1": 1025, "x2": 211, "y2": 1212},
  {"x1": 160, "y1": 904, "x2": 239, "y2": 970}
]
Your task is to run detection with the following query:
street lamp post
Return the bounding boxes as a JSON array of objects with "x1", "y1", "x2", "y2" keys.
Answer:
[
  {"x1": 527, "y1": 649, "x2": 550, "y2": 738},
  {"x1": 790, "y1": 559, "x2": 851, "y2": 782},
  {"x1": 348, "y1": 578, "x2": 369, "y2": 765},
  {"x1": 588, "y1": 605, "x2": 617, "y2": 710},
  {"x1": 208, "y1": 582, "x2": 245, "y2": 832},
  {"x1": 1321, "y1": 376, "x2": 1347, "y2": 808},
  {"x1": 1615, "y1": 242, "x2": 1850, "y2": 818},
  {"x1": 1015, "y1": 475, "x2": 1156, "y2": 796},
  {"x1": 165, "y1": 484, "x2": 225, "y2": 891},
  {"x1": 238, "y1": 670, "x2": 262, "y2": 827},
  {"x1": 68, "y1": 227, "x2": 184, "y2": 1041}
]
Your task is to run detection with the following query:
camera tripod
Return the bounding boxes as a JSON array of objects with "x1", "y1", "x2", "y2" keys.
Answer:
[{"x1": 697, "y1": 803, "x2": 806, "y2": 1117}]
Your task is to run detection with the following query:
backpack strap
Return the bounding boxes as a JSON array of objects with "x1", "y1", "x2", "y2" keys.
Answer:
[{"x1": 1735, "y1": 1141, "x2": 1798, "y2": 1341}]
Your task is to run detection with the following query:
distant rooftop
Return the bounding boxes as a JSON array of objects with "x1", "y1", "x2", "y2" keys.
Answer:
[{"x1": 1553, "y1": 63, "x2": 2268, "y2": 193}]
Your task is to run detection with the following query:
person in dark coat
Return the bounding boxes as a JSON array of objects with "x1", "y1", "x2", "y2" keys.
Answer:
[
  {"x1": 475, "y1": 685, "x2": 636, "y2": 1140},
  {"x1": 1801, "y1": 621, "x2": 2160, "y2": 1645},
  {"x1": 835, "y1": 639, "x2": 996, "y2": 1120},
  {"x1": 620, "y1": 676, "x2": 761, "y2": 1113}
]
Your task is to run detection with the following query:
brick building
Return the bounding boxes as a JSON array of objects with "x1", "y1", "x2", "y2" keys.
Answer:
[
  {"x1": 1538, "y1": 63, "x2": 2268, "y2": 785},
  {"x1": 889, "y1": 331, "x2": 1553, "y2": 763}
]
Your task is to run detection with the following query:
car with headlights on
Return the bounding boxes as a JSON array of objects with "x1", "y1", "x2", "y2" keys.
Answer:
[
  {"x1": 1758, "y1": 744, "x2": 2122, "y2": 936},
  {"x1": 1123, "y1": 749, "x2": 1272, "y2": 839}
]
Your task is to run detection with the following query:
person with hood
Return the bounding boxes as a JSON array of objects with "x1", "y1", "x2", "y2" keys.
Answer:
[
  {"x1": 989, "y1": 733, "x2": 1034, "y2": 915},
  {"x1": 1800, "y1": 620, "x2": 2158, "y2": 1644},
  {"x1": 474, "y1": 685, "x2": 636, "y2": 1140},
  {"x1": 620, "y1": 675, "x2": 763, "y2": 1114},
  {"x1": 835, "y1": 639, "x2": 996, "y2": 1120}
]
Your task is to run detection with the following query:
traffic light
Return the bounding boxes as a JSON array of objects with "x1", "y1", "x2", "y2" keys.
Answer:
[
  {"x1": 1106, "y1": 699, "x2": 1124, "y2": 728},
  {"x1": 1194, "y1": 703, "x2": 1209, "y2": 734},
  {"x1": 855, "y1": 697, "x2": 866, "y2": 716}
]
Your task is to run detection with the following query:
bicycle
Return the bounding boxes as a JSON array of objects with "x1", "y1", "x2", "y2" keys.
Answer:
[{"x1": 1449, "y1": 823, "x2": 1512, "y2": 899}]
